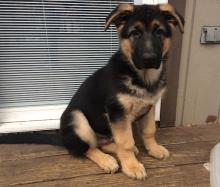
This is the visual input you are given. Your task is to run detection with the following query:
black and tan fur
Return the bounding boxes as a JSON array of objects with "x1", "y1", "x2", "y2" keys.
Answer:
[{"x1": 60, "y1": 3, "x2": 184, "y2": 180}]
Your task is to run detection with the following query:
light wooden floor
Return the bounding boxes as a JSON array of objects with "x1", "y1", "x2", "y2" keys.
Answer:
[{"x1": 0, "y1": 125, "x2": 220, "y2": 187}]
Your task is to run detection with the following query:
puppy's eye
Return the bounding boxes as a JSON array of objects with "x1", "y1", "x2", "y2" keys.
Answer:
[
  {"x1": 129, "y1": 29, "x2": 141, "y2": 38},
  {"x1": 155, "y1": 28, "x2": 165, "y2": 36}
]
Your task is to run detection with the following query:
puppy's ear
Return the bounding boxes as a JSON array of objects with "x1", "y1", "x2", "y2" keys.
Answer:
[
  {"x1": 159, "y1": 4, "x2": 184, "y2": 33},
  {"x1": 104, "y1": 4, "x2": 134, "y2": 31}
]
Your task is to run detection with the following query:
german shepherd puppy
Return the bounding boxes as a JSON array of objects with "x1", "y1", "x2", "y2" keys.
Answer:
[{"x1": 60, "y1": 3, "x2": 184, "y2": 180}]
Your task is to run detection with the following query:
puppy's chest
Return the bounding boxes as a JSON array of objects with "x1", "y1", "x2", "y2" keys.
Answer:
[
  {"x1": 128, "y1": 97, "x2": 152, "y2": 120},
  {"x1": 117, "y1": 87, "x2": 165, "y2": 120}
]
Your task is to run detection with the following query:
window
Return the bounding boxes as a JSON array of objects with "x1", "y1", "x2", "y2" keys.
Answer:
[{"x1": 0, "y1": 0, "x2": 133, "y2": 133}]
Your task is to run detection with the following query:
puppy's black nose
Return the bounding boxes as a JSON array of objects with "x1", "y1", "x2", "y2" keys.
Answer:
[{"x1": 142, "y1": 52, "x2": 157, "y2": 62}]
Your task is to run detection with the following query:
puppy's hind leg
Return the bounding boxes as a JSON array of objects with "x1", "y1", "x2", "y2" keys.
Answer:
[
  {"x1": 62, "y1": 110, "x2": 119, "y2": 173},
  {"x1": 60, "y1": 110, "x2": 91, "y2": 156}
]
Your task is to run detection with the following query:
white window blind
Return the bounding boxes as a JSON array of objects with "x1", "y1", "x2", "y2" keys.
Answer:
[
  {"x1": 0, "y1": 1, "x2": 134, "y2": 133},
  {"x1": 0, "y1": 0, "x2": 133, "y2": 108}
]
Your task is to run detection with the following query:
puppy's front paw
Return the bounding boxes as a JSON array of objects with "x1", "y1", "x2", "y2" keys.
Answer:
[
  {"x1": 148, "y1": 145, "x2": 170, "y2": 160},
  {"x1": 122, "y1": 161, "x2": 147, "y2": 180},
  {"x1": 99, "y1": 154, "x2": 119, "y2": 174}
]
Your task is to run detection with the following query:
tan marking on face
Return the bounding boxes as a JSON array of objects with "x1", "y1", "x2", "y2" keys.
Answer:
[
  {"x1": 163, "y1": 37, "x2": 171, "y2": 56},
  {"x1": 159, "y1": 4, "x2": 184, "y2": 33},
  {"x1": 133, "y1": 21, "x2": 145, "y2": 29},
  {"x1": 117, "y1": 21, "x2": 144, "y2": 36},
  {"x1": 120, "y1": 39, "x2": 133, "y2": 63},
  {"x1": 140, "y1": 63, "x2": 164, "y2": 85},
  {"x1": 122, "y1": 60, "x2": 164, "y2": 87},
  {"x1": 71, "y1": 110, "x2": 97, "y2": 148},
  {"x1": 116, "y1": 18, "x2": 144, "y2": 35},
  {"x1": 150, "y1": 19, "x2": 161, "y2": 29}
]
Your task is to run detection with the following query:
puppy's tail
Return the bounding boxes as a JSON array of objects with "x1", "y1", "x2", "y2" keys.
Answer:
[
  {"x1": 0, "y1": 110, "x2": 97, "y2": 157},
  {"x1": 0, "y1": 132, "x2": 62, "y2": 146}
]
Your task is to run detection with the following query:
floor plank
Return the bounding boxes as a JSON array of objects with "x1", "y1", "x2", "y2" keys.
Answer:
[
  {"x1": 4, "y1": 164, "x2": 209, "y2": 187},
  {"x1": 0, "y1": 140, "x2": 215, "y2": 187}
]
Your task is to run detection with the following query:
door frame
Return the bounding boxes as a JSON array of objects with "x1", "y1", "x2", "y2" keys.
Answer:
[{"x1": 160, "y1": 0, "x2": 186, "y2": 127}]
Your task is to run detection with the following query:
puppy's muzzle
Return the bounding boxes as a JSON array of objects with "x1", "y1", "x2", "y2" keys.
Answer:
[{"x1": 142, "y1": 52, "x2": 161, "y2": 69}]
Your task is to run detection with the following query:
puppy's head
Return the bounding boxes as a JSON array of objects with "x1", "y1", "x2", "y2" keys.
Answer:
[{"x1": 105, "y1": 3, "x2": 184, "y2": 69}]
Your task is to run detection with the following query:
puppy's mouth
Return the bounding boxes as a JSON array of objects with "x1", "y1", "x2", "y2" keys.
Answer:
[{"x1": 136, "y1": 59, "x2": 161, "y2": 69}]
